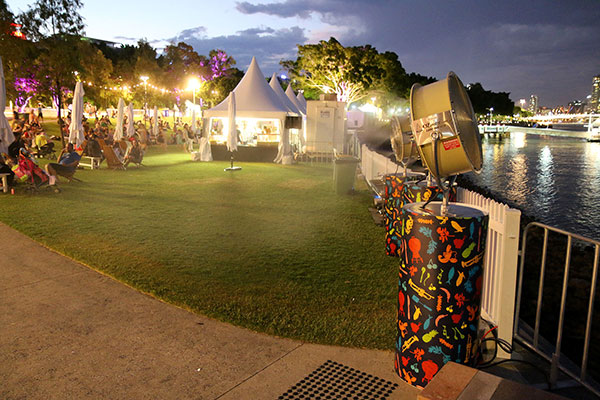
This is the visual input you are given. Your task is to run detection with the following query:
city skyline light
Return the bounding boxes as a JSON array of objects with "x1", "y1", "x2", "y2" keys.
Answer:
[{"x1": 6, "y1": 0, "x2": 600, "y2": 108}]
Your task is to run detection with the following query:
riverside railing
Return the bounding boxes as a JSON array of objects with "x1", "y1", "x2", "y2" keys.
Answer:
[
  {"x1": 360, "y1": 145, "x2": 521, "y2": 358},
  {"x1": 514, "y1": 222, "x2": 600, "y2": 395}
]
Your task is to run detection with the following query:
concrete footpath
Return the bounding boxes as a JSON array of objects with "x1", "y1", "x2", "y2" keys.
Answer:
[{"x1": 0, "y1": 223, "x2": 419, "y2": 400}]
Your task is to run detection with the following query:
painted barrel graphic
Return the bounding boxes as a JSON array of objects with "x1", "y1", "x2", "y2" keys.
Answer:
[
  {"x1": 394, "y1": 202, "x2": 488, "y2": 388},
  {"x1": 383, "y1": 177, "x2": 452, "y2": 258}
]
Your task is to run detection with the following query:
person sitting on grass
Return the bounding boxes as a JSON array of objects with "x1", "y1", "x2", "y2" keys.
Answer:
[
  {"x1": 45, "y1": 143, "x2": 81, "y2": 185},
  {"x1": 34, "y1": 130, "x2": 48, "y2": 152},
  {"x1": 123, "y1": 137, "x2": 143, "y2": 168}
]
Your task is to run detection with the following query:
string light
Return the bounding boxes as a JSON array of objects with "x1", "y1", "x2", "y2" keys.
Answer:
[{"x1": 79, "y1": 79, "x2": 183, "y2": 94}]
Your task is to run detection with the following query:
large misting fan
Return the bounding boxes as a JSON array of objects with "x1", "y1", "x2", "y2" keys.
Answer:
[{"x1": 390, "y1": 71, "x2": 483, "y2": 214}]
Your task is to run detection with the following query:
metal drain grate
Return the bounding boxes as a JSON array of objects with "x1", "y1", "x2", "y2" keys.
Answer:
[{"x1": 278, "y1": 360, "x2": 399, "y2": 400}]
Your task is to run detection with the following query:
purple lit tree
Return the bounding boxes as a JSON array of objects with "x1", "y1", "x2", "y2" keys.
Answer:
[
  {"x1": 14, "y1": 75, "x2": 40, "y2": 112},
  {"x1": 208, "y1": 49, "x2": 235, "y2": 79},
  {"x1": 49, "y1": 85, "x2": 72, "y2": 110}
]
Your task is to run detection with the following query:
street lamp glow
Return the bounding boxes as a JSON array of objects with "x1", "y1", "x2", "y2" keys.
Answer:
[
  {"x1": 140, "y1": 75, "x2": 149, "y2": 84},
  {"x1": 187, "y1": 77, "x2": 201, "y2": 105},
  {"x1": 187, "y1": 77, "x2": 201, "y2": 91}
]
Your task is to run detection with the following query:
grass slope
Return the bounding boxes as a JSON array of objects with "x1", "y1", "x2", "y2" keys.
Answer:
[{"x1": 1, "y1": 123, "x2": 397, "y2": 349}]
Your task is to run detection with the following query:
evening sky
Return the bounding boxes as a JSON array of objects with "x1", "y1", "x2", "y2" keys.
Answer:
[{"x1": 7, "y1": 0, "x2": 600, "y2": 108}]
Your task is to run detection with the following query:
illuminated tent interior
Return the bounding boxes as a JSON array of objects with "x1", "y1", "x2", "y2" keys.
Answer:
[{"x1": 203, "y1": 57, "x2": 298, "y2": 147}]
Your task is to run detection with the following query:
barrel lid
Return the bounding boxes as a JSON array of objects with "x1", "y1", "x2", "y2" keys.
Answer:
[{"x1": 403, "y1": 202, "x2": 487, "y2": 218}]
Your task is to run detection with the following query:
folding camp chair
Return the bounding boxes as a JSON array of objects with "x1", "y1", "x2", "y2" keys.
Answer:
[{"x1": 100, "y1": 144, "x2": 126, "y2": 170}]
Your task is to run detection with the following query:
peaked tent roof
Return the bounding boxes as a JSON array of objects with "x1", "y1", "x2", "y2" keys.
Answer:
[
  {"x1": 269, "y1": 73, "x2": 300, "y2": 115},
  {"x1": 285, "y1": 85, "x2": 305, "y2": 116},
  {"x1": 204, "y1": 57, "x2": 292, "y2": 119},
  {"x1": 296, "y1": 92, "x2": 307, "y2": 114}
]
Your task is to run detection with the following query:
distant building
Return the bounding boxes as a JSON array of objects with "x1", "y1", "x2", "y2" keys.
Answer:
[
  {"x1": 538, "y1": 106, "x2": 550, "y2": 115},
  {"x1": 590, "y1": 75, "x2": 600, "y2": 113},
  {"x1": 567, "y1": 100, "x2": 584, "y2": 114},
  {"x1": 528, "y1": 95, "x2": 539, "y2": 114},
  {"x1": 81, "y1": 37, "x2": 122, "y2": 49}
]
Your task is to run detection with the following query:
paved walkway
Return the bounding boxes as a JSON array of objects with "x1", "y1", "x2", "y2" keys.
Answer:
[{"x1": 0, "y1": 223, "x2": 419, "y2": 399}]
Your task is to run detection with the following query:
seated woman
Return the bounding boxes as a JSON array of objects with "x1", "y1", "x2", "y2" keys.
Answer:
[
  {"x1": 45, "y1": 143, "x2": 81, "y2": 185},
  {"x1": 123, "y1": 137, "x2": 143, "y2": 167}
]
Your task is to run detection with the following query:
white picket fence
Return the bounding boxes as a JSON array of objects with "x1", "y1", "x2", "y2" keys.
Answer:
[
  {"x1": 360, "y1": 144, "x2": 402, "y2": 182},
  {"x1": 360, "y1": 145, "x2": 521, "y2": 358},
  {"x1": 456, "y1": 188, "x2": 521, "y2": 358}
]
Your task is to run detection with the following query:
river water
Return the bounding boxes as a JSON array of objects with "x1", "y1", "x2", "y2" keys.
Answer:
[{"x1": 463, "y1": 131, "x2": 600, "y2": 240}]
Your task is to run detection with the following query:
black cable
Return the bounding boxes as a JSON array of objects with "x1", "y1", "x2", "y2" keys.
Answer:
[{"x1": 475, "y1": 318, "x2": 551, "y2": 391}]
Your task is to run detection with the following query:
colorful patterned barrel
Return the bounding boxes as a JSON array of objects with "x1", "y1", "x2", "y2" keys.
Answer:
[
  {"x1": 383, "y1": 177, "x2": 451, "y2": 258},
  {"x1": 394, "y1": 202, "x2": 488, "y2": 388}
]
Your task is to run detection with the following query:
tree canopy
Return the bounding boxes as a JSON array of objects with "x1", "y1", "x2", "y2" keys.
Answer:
[
  {"x1": 466, "y1": 82, "x2": 514, "y2": 116},
  {"x1": 281, "y1": 37, "x2": 437, "y2": 109},
  {"x1": 281, "y1": 38, "x2": 385, "y2": 105},
  {"x1": 4, "y1": 4, "x2": 242, "y2": 116}
]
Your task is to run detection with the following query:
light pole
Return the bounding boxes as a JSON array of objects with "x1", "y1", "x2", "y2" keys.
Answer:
[
  {"x1": 487, "y1": 107, "x2": 494, "y2": 125},
  {"x1": 188, "y1": 77, "x2": 200, "y2": 106},
  {"x1": 140, "y1": 75, "x2": 149, "y2": 128}
]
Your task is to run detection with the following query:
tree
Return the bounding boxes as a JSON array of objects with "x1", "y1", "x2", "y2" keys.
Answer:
[
  {"x1": 208, "y1": 49, "x2": 235, "y2": 79},
  {"x1": 19, "y1": 0, "x2": 85, "y2": 144},
  {"x1": 1, "y1": 0, "x2": 34, "y2": 103},
  {"x1": 78, "y1": 42, "x2": 113, "y2": 108},
  {"x1": 160, "y1": 42, "x2": 209, "y2": 97},
  {"x1": 466, "y1": 82, "x2": 513, "y2": 115},
  {"x1": 281, "y1": 37, "x2": 385, "y2": 106},
  {"x1": 199, "y1": 68, "x2": 244, "y2": 108},
  {"x1": 14, "y1": 72, "x2": 40, "y2": 111}
]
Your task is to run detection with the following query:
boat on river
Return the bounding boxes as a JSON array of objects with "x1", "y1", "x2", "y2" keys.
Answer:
[
  {"x1": 478, "y1": 124, "x2": 509, "y2": 135},
  {"x1": 586, "y1": 115, "x2": 600, "y2": 142}
]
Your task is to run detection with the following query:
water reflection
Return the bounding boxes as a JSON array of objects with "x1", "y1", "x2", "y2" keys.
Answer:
[
  {"x1": 536, "y1": 146, "x2": 555, "y2": 219},
  {"x1": 465, "y1": 135, "x2": 599, "y2": 240},
  {"x1": 511, "y1": 131, "x2": 527, "y2": 149}
]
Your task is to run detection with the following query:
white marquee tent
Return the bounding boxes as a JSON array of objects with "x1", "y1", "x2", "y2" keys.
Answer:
[
  {"x1": 203, "y1": 57, "x2": 298, "y2": 147},
  {"x1": 269, "y1": 73, "x2": 301, "y2": 115},
  {"x1": 285, "y1": 85, "x2": 305, "y2": 116}
]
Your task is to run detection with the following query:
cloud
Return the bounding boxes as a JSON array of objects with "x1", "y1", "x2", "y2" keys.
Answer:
[
  {"x1": 232, "y1": 0, "x2": 599, "y2": 106},
  {"x1": 239, "y1": 27, "x2": 275, "y2": 35},
  {"x1": 169, "y1": 0, "x2": 598, "y2": 106},
  {"x1": 236, "y1": 1, "x2": 313, "y2": 18},
  {"x1": 174, "y1": 26, "x2": 208, "y2": 42},
  {"x1": 167, "y1": 25, "x2": 308, "y2": 75},
  {"x1": 113, "y1": 35, "x2": 138, "y2": 41}
]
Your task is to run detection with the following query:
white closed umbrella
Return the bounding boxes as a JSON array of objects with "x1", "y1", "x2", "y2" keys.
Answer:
[
  {"x1": 113, "y1": 98, "x2": 125, "y2": 141},
  {"x1": 0, "y1": 56, "x2": 15, "y2": 155},
  {"x1": 226, "y1": 92, "x2": 237, "y2": 152},
  {"x1": 126, "y1": 103, "x2": 135, "y2": 137},
  {"x1": 191, "y1": 108, "x2": 197, "y2": 135},
  {"x1": 68, "y1": 81, "x2": 85, "y2": 146},
  {"x1": 153, "y1": 106, "x2": 158, "y2": 137},
  {"x1": 224, "y1": 92, "x2": 241, "y2": 171}
]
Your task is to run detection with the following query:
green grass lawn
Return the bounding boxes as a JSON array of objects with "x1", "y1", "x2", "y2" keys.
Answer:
[{"x1": 1, "y1": 121, "x2": 398, "y2": 349}]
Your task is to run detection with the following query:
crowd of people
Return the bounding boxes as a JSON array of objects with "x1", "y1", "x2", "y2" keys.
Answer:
[{"x1": 0, "y1": 106, "x2": 203, "y2": 192}]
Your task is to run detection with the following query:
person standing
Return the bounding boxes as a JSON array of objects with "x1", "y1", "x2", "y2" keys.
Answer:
[{"x1": 37, "y1": 104, "x2": 44, "y2": 124}]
